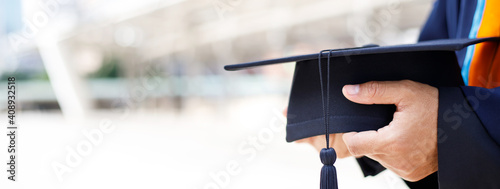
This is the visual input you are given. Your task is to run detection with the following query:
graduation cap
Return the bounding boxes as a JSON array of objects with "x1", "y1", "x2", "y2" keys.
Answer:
[{"x1": 224, "y1": 37, "x2": 499, "y2": 189}]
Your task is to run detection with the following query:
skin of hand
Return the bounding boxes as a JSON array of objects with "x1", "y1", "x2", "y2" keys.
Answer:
[
  {"x1": 341, "y1": 80, "x2": 438, "y2": 182},
  {"x1": 282, "y1": 109, "x2": 352, "y2": 158},
  {"x1": 295, "y1": 134, "x2": 352, "y2": 159}
]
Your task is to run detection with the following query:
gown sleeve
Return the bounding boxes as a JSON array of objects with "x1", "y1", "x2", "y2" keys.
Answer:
[{"x1": 436, "y1": 86, "x2": 500, "y2": 189}]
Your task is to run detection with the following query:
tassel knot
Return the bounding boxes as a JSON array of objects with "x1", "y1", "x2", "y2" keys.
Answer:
[
  {"x1": 320, "y1": 148, "x2": 338, "y2": 189},
  {"x1": 320, "y1": 148, "x2": 337, "y2": 165}
]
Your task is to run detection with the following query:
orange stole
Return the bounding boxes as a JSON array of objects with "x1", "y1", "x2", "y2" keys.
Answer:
[{"x1": 469, "y1": 0, "x2": 500, "y2": 89}]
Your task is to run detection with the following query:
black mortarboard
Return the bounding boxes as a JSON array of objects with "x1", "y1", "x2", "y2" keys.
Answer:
[{"x1": 224, "y1": 37, "x2": 499, "y2": 189}]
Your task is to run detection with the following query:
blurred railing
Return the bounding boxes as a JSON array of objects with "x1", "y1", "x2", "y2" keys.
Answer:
[{"x1": 0, "y1": 75, "x2": 290, "y2": 110}]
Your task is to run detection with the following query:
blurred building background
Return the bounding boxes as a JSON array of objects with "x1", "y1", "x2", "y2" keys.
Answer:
[{"x1": 0, "y1": 0, "x2": 433, "y2": 188}]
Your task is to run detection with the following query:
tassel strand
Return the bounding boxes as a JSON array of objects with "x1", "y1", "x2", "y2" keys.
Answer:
[{"x1": 318, "y1": 50, "x2": 338, "y2": 189}]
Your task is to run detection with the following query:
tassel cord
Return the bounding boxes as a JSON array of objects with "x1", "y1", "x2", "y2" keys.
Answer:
[
  {"x1": 318, "y1": 50, "x2": 338, "y2": 189},
  {"x1": 317, "y1": 50, "x2": 333, "y2": 148}
]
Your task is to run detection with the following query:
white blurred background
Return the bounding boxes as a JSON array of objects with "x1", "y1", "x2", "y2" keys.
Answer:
[{"x1": 0, "y1": 0, "x2": 433, "y2": 188}]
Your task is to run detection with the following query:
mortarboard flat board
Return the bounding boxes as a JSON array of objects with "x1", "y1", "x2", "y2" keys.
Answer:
[{"x1": 225, "y1": 37, "x2": 500, "y2": 142}]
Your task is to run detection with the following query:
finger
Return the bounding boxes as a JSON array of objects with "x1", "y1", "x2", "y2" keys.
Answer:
[
  {"x1": 342, "y1": 80, "x2": 414, "y2": 105},
  {"x1": 282, "y1": 107, "x2": 288, "y2": 117},
  {"x1": 342, "y1": 130, "x2": 385, "y2": 156}
]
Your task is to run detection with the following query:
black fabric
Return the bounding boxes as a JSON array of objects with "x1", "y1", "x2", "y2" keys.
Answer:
[
  {"x1": 418, "y1": 0, "x2": 478, "y2": 68},
  {"x1": 223, "y1": 37, "x2": 500, "y2": 188},
  {"x1": 224, "y1": 37, "x2": 499, "y2": 71},
  {"x1": 404, "y1": 172, "x2": 439, "y2": 189},
  {"x1": 437, "y1": 87, "x2": 500, "y2": 189},
  {"x1": 224, "y1": 37, "x2": 498, "y2": 142},
  {"x1": 356, "y1": 156, "x2": 439, "y2": 189},
  {"x1": 285, "y1": 51, "x2": 463, "y2": 142},
  {"x1": 355, "y1": 157, "x2": 386, "y2": 177}
]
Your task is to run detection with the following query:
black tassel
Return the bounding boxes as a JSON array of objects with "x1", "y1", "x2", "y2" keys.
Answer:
[
  {"x1": 320, "y1": 148, "x2": 338, "y2": 189},
  {"x1": 318, "y1": 50, "x2": 338, "y2": 189}
]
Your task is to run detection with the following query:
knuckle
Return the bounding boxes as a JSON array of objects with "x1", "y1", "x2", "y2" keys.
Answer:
[
  {"x1": 364, "y1": 81, "x2": 384, "y2": 100},
  {"x1": 400, "y1": 79, "x2": 415, "y2": 86},
  {"x1": 394, "y1": 164, "x2": 414, "y2": 179},
  {"x1": 400, "y1": 80, "x2": 417, "y2": 96},
  {"x1": 394, "y1": 159, "x2": 421, "y2": 180},
  {"x1": 385, "y1": 141, "x2": 405, "y2": 156},
  {"x1": 392, "y1": 140, "x2": 407, "y2": 152},
  {"x1": 345, "y1": 142, "x2": 360, "y2": 156},
  {"x1": 381, "y1": 131, "x2": 401, "y2": 153},
  {"x1": 402, "y1": 172, "x2": 424, "y2": 182},
  {"x1": 403, "y1": 175, "x2": 419, "y2": 182}
]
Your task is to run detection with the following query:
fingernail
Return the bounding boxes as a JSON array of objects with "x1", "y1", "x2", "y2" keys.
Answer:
[{"x1": 345, "y1": 85, "x2": 359, "y2": 95}]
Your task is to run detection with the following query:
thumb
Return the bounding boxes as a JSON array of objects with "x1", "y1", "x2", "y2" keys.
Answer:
[
  {"x1": 342, "y1": 130, "x2": 384, "y2": 156},
  {"x1": 342, "y1": 80, "x2": 411, "y2": 105}
]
